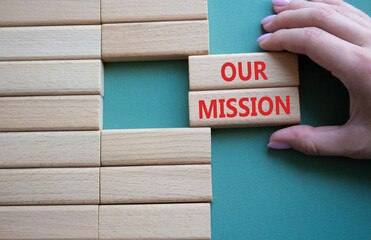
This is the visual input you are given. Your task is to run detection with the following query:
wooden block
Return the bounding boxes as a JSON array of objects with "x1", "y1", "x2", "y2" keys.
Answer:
[
  {"x1": 189, "y1": 87, "x2": 301, "y2": 128},
  {"x1": 0, "y1": 60, "x2": 103, "y2": 96},
  {"x1": 0, "y1": 25, "x2": 101, "y2": 61},
  {"x1": 102, "y1": 21, "x2": 209, "y2": 62},
  {"x1": 101, "y1": 128, "x2": 211, "y2": 166},
  {"x1": 0, "y1": 0, "x2": 100, "y2": 27},
  {"x1": 0, "y1": 95, "x2": 102, "y2": 131},
  {"x1": 0, "y1": 205, "x2": 98, "y2": 240},
  {"x1": 101, "y1": 0, "x2": 207, "y2": 23},
  {"x1": 0, "y1": 168, "x2": 99, "y2": 205},
  {"x1": 99, "y1": 203, "x2": 211, "y2": 240},
  {"x1": 0, "y1": 131, "x2": 100, "y2": 168},
  {"x1": 189, "y1": 52, "x2": 299, "y2": 90},
  {"x1": 100, "y1": 165, "x2": 212, "y2": 204}
]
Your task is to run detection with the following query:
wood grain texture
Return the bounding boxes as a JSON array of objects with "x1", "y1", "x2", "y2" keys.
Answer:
[
  {"x1": 0, "y1": 0, "x2": 100, "y2": 27},
  {"x1": 100, "y1": 165, "x2": 212, "y2": 204},
  {"x1": 0, "y1": 95, "x2": 102, "y2": 131},
  {"x1": 102, "y1": 21, "x2": 209, "y2": 62},
  {"x1": 0, "y1": 25, "x2": 101, "y2": 61},
  {"x1": 99, "y1": 203, "x2": 211, "y2": 240},
  {"x1": 189, "y1": 87, "x2": 301, "y2": 128},
  {"x1": 0, "y1": 168, "x2": 99, "y2": 205},
  {"x1": 101, "y1": 128, "x2": 211, "y2": 166},
  {"x1": 101, "y1": 0, "x2": 207, "y2": 23},
  {"x1": 0, "y1": 205, "x2": 98, "y2": 240},
  {"x1": 189, "y1": 52, "x2": 299, "y2": 90},
  {"x1": 0, "y1": 60, "x2": 103, "y2": 96},
  {"x1": 0, "y1": 131, "x2": 100, "y2": 168}
]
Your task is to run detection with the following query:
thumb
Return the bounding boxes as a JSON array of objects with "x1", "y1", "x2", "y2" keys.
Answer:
[{"x1": 267, "y1": 125, "x2": 354, "y2": 157}]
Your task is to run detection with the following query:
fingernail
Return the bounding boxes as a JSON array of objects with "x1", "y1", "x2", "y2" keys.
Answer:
[
  {"x1": 272, "y1": 0, "x2": 290, "y2": 6},
  {"x1": 268, "y1": 141, "x2": 291, "y2": 150},
  {"x1": 261, "y1": 14, "x2": 276, "y2": 25},
  {"x1": 257, "y1": 33, "x2": 272, "y2": 42}
]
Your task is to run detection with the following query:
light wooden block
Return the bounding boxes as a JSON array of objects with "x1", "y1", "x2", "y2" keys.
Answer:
[
  {"x1": 0, "y1": 205, "x2": 98, "y2": 240},
  {"x1": 99, "y1": 203, "x2": 211, "y2": 240},
  {"x1": 100, "y1": 165, "x2": 212, "y2": 204},
  {"x1": 0, "y1": 131, "x2": 100, "y2": 168},
  {"x1": 0, "y1": 168, "x2": 99, "y2": 205},
  {"x1": 0, "y1": 0, "x2": 100, "y2": 27},
  {"x1": 101, "y1": 0, "x2": 207, "y2": 23},
  {"x1": 189, "y1": 87, "x2": 301, "y2": 128},
  {"x1": 0, "y1": 60, "x2": 103, "y2": 96},
  {"x1": 0, "y1": 95, "x2": 102, "y2": 131},
  {"x1": 102, "y1": 21, "x2": 209, "y2": 62},
  {"x1": 189, "y1": 52, "x2": 299, "y2": 90},
  {"x1": 0, "y1": 25, "x2": 101, "y2": 61},
  {"x1": 101, "y1": 128, "x2": 211, "y2": 166}
]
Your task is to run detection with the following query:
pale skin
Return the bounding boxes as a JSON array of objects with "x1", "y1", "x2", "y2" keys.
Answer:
[{"x1": 258, "y1": 0, "x2": 371, "y2": 159}]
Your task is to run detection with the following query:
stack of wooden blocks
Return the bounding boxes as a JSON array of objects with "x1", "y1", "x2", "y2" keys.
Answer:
[
  {"x1": 0, "y1": 0, "x2": 302, "y2": 239},
  {"x1": 0, "y1": 0, "x2": 212, "y2": 239}
]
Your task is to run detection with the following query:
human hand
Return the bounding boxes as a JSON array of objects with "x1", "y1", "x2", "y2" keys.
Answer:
[{"x1": 258, "y1": 0, "x2": 371, "y2": 159}]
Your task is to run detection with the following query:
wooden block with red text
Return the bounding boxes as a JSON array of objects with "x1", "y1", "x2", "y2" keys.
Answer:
[
  {"x1": 0, "y1": 205, "x2": 98, "y2": 240},
  {"x1": 189, "y1": 87, "x2": 300, "y2": 128},
  {"x1": 189, "y1": 52, "x2": 299, "y2": 90},
  {"x1": 102, "y1": 21, "x2": 209, "y2": 61}
]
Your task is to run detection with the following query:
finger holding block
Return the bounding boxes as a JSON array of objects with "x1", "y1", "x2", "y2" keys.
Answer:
[
  {"x1": 189, "y1": 87, "x2": 301, "y2": 128},
  {"x1": 189, "y1": 52, "x2": 299, "y2": 91}
]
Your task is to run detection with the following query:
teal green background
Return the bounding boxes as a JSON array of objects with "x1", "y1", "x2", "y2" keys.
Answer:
[{"x1": 103, "y1": 0, "x2": 371, "y2": 239}]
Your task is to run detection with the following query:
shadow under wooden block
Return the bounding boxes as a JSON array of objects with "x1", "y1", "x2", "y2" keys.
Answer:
[
  {"x1": 0, "y1": 168, "x2": 99, "y2": 205},
  {"x1": 99, "y1": 203, "x2": 211, "y2": 240},
  {"x1": 189, "y1": 87, "x2": 301, "y2": 128},
  {"x1": 0, "y1": 205, "x2": 98, "y2": 240},
  {"x1": 0, "y1": 95, "x2": 102, "y2": 131},
  {"x1": 101, "y1": 0, "x2": 208, "y2": 23},
  {"x1": 0, "y1": 131, "x2": 100, "y2": 168},
  {"x1": 0, "y1": 0, "x2": 100, "y2": 27},
  {"x1": 0, "y1": 25, "x2": 101, "y2": 61},
  {"x1": 189, "y1": 52, "x2": 299, "y2": 90},
  {"x1": 100, "y1": 165, "x2": 212, "y2": 204},
  {"x1": 101, "y1": 128, "x2": 211, "y2": 166},
  {"x1": 102, "y1": 21, "x2": 209, "y2": 62},
  {"x1": 0, "y1": 60, "x2": 103, "y2": 96}
]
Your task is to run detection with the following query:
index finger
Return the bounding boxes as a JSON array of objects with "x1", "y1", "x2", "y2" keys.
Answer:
[{"x1": 258, "y1": 27, "x2": 359, "y2": 87}]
